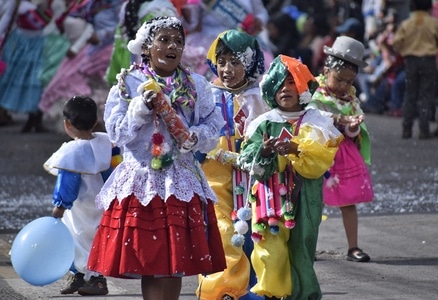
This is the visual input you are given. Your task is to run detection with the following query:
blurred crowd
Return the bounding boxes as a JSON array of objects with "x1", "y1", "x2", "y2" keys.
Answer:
[{"x1": 0, "y1": 0, "x2": 437, "y2": 133}]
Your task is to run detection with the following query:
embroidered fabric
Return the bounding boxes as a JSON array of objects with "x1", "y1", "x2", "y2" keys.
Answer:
[{"x1": 96, "y1": 68, "x2": 224, "y2": 210}]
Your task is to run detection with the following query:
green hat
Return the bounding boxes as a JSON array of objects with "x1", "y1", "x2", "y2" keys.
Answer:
[
  {"x1": 207, "y1": 29, "x2": 265, "y2": 80},
  {"x1": 260, "y1": 55, "x2": 318, "y2": 109}
]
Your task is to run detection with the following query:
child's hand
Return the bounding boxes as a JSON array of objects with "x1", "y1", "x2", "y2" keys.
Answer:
[
  {"x1": 137, "y1": 82, "x2": 158, "y2": 110},
  {"x1": 338, "y1": 114, "x2": 364, "y2": 127},
  {"x1": 142, "y1": 90, "x2": 157, "y2": 110},
  {"x1": 180, "y1": 131, "x2": 198, "y2": 153},
  {"x1": 261, "y1": 132, "x2": 278, "y2": 157},
  {"x1": 274, "y1": 140, "x2": 299, "y2": 156},
  {"x1": 52, "y1": 206, "x2": 65, "y2": 219},
  {"x1": 342, "y1": 115, "x2": 364, "y2": 138}
]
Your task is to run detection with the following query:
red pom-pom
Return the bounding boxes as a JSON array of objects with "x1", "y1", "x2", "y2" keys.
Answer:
[
  {"x1": 231, "y1": 211, "x2": 238, "y2": 221},
  {"x1": 151, "y1": 132, "x2": 164, "y2": 145},
  {"x1": 285, "y1": 219, "x2": 296, "y2": 229},
  {"x1": 251, "y1": 232, "x2": 263, "y2": 243},
  {"x1": 268, "y1": 217, "x2": 279, "y2": 226}
]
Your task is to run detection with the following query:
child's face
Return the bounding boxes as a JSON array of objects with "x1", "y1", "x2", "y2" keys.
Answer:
[
  {"x1": 147, "y1": 27, "x2": 184, "y2": 77},
  {"x1": 216, "y1": 53, "x2": 246, "y2": 89},
  {"x1": 324, "y1": 67, "x2": 357, "y2": 97},
  {"x1": 274, "y1": 74, "x2": 301, "y2": 112}
]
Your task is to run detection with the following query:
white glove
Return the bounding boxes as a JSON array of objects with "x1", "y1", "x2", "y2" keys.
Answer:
[
  {"x1": 127, "y1": 96, "x2": 152, "y2": 124},
  {"x1": 180, "y1": 131, "x2": 198, "y2": 153}
]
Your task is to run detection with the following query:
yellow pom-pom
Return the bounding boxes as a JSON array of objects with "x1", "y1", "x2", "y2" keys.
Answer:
[
  {"x1": 111, "y1": 155, "x2": 123, "y2": 168},
  {"x1": 143, "y1": 79, "x2": 161, "y2": 93}
]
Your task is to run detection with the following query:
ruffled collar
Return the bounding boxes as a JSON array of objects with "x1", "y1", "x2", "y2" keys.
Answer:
[{"x1": 274, "y1": 108, "x2": 305, "y2": 121}]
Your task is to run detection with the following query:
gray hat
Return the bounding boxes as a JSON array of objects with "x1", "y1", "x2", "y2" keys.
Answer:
[{"x1": 323, "y1": 36, "x2": 367, "y2": 68}]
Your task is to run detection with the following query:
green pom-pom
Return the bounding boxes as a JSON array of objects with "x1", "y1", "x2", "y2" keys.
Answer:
[
  {"x1": 160, "y1": 154, "x2": 173, "y2": 167},
  {"x1": 249, "y1": 194, "x2": 257, "y2": 203},
  {"x1": 151, "y1": 158, "x2": 162, "y2": 169},
  {"x1": 284, "y1": 212, "x2": 294, "y2": 220},
  {"x1": 253, "y1": 222, "x2": 266, "y2": 233}
]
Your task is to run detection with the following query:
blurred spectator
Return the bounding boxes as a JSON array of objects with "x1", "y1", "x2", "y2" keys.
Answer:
[
  {"x1": 392, "y1": 0, "x2": 438, "y2": 139},
  {"x1": 0, "y1": 0, "x2": 66, "y2": 132},
  {"x1": 0, "y1": 0, "x2": 20, "y2": 125},
  {"x1": 39, "y1": 0, "x2": 124, "y2": 133},
  {"x1": 298, "y1": 12, "x2": 334, "y2": 74},
  {"x1": 265, "y1": 11, "x2": 301, "y2": 57},
  {"x1": 0, "y1": 1, "x2": 18, "y2": 39},
  {"x1": 181, "y1": 0, "x2": 273, "y2": 80},
  {"x1": 361, "y1": 0, "x2": 383, "y2": 42},
  {"x1": 384, "y1": 0, "x2": 410, "y2": 26},
  {"x1": 360, "y1": 14, "x2": 404, "y2": 115},
  {"x1": 336, "y1": 17, "x2": 365, "y2": 43}
]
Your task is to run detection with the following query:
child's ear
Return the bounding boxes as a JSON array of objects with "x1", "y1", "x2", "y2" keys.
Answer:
[{"x1": 64, "y1": 119, "x2": 72, "y2": 129}]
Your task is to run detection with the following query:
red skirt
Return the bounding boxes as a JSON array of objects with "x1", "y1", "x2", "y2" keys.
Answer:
[{"x1": 87, "y1": 194, "x2": 226, "y2": 278}]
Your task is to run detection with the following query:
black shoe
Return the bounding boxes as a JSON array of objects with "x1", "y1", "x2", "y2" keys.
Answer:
[
  {"x1": 77, "y1": 275, "x2": 109, "y2": 296},
  {"x1": 60, "y1": 272, "x2": 85, "y2": 294},
  {"x1": 347, "y1": 247, "x2": 370, "y2": 262},
  {"x1": 0, "y1": 107, "x2": 12, "y2": 126},
  {"x1": 21, "y1": 110, "x2": 48, "y2": 133}
]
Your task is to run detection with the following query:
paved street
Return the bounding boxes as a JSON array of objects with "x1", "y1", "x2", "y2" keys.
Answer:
[{"x1": 0, "y1": 113, "x2": 437, "y2": 299}]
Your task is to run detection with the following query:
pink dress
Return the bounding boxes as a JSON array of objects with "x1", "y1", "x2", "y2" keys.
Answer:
[{"x1": 323, "y1": 138, "x2": 374, "y2": 207}]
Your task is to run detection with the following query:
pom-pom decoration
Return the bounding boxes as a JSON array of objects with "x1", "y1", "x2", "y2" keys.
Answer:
[
  {"x1": 251, "y1": 232, "x2": 263, "y2": 243},
  {"x1": 284, "y1": 212, "x2": 294, "y2": 220},
  {"x1": 110, "y1": 146, "x2": 123, "y2": 168},
  {"x1": 151, "y1": 144, "x2": 162, "y2": 156},
  {"x1": 253, "y1": 222, "x2": 266, "y2": 234},
  {"x1": 285, "y1": 219, "x2": 296, "y2": 229},
  {"x1": 236, "y1": 206, "x2": 252, "y2": 221},
  {"x1": 234, "y1": 220, "x2": 249, "y2": 235},
  {"x1": 149, "y1": 131, "x2": 173, "y2": 170},
  {"x1": 231, "y1": 234, "x2": 245, "y2": 247},
  {"x1": 151, "y1": 158, "x2": 162, "y2": 170},
  {"x1": 231, "y1": 210, "x2": 238, "y2": 221},
  {"x1": 269, "y1": 225, "x2": 279, "y2": 235},
  {"x1": 151, "y1": 132, "x2": 165, "y2": 145},
  {"x1": 268, "y1": 217, "x2": 279, "y2": 226}
]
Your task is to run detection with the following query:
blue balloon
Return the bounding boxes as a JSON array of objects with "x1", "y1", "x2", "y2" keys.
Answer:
[{"x1": 11, "y1": 216, "x2": 75, "y2": 286}]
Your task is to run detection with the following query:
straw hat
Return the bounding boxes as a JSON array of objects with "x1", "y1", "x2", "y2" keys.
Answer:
[{"x1": 323, "y1": 36, "x2": 367, "y2": 68}]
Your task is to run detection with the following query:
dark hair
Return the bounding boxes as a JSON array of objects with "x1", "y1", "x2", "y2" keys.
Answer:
[
  {"x1": 412, "y1": 0, "x2": 432, "y2": 11},
  {"x1": 63, "y1": 95, "x2": 97, "y2": 131},
  {"x1": 124, "y1": 0, "x2": 151, "y2": 40},
  {"x1": 215, "y1": 39, "x2": 232, "y2": 58}
]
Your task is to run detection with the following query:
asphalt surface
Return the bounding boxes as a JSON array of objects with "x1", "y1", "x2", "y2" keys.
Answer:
[{"x1": 0, "y1": 113, "x2": 437, "y2": 299}]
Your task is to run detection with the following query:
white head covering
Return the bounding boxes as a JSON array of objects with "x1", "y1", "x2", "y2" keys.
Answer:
[{"x1": 127, "y1": 16, "x2": 183, "y2": 55}]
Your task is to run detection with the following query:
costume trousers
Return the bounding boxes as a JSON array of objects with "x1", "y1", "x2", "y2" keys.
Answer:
[{"x1": 402, "y1": 56, "x2": 437, "y2": 133}]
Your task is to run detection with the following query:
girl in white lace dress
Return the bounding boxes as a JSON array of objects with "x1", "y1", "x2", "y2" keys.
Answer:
[{"x1": 87, "y1": 16, "x2": 226, "y2": 300}]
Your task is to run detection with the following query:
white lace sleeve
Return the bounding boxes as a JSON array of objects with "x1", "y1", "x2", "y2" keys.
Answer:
[
  {"x1": 188, "y1": 73, "x2": 225, "y2": 154},
  {"x1": 104, "y1": 69, "x2": 155, "y2": 146}
]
